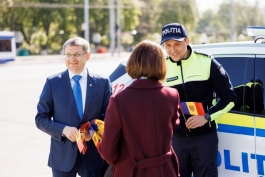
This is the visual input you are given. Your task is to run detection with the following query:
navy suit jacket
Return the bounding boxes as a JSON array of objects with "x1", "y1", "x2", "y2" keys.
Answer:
[{"x1": 35, "y1": 69, "x2": 112, "y2": 172}]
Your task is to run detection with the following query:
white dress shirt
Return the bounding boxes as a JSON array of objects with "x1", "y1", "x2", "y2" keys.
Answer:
[{"x1": 68, "y1": 69, "x2": 88, "y2": 112}]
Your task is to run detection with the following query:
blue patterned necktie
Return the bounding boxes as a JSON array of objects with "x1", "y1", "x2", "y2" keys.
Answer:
[{"x1": 72, "y1": 75, "x2": 83, "y2": 119}]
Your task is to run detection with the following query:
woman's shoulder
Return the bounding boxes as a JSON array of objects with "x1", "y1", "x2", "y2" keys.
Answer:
[{"x1": 162, "y1": 86, "x2": 178, "y2": 92}]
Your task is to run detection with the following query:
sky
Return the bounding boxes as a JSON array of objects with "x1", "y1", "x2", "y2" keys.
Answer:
[{"x1": 196, "y1": 0, "x2": 265, "y2": 16}]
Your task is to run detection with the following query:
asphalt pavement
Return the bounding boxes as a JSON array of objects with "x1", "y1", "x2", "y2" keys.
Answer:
[{"x1": 0, "y1": 52, "x2": 130, "y2": 177}]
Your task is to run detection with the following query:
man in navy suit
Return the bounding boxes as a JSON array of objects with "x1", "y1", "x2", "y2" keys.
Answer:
[{"x1": 35, "y1": 37, "x2": 112, "y2": 177}]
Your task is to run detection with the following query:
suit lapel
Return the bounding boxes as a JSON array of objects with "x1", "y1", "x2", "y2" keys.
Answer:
[
  {"x1": 82, "y1": 71, "x2": 96, "y2": 121},
  {"x1": 61, "y1": 70, "x2": 80, "y2": 119}
]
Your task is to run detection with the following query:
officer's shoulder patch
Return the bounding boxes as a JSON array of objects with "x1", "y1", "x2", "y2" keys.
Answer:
[
  {"x1": 218, "y1": 66, "x2": 227, "y2": 77},
  {"x1": 194, "y1": 50, "x2": 212, "y2": 58}
]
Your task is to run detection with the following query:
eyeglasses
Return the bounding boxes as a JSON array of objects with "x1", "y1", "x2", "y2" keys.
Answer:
[{"x1": 64, "y1": 53, "x2": 86, "y2": 58}]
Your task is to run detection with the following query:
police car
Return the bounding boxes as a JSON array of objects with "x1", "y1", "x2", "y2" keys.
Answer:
[{"x1": 108, "y1": 26, "x2": 265, "y2": 177}]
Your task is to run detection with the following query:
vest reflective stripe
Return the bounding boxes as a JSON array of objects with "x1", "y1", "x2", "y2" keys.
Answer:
[{"x1": 164, "y1": 51, "x2": 212, "y2": 86}]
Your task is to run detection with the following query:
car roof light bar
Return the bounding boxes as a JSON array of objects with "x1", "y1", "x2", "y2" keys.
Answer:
[
  {"x1": 246, "y1": 26, "x2": 265, "y2": 43},
  {"x1": 246, "y1": 26, "x2": 265, "y2": 37}
]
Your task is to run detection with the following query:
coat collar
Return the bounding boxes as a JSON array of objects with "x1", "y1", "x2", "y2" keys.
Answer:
[{"x1": 127, "y1": 79, "x2": 163, "y2": 89}]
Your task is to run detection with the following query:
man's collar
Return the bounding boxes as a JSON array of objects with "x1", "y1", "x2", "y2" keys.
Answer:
[{"x1": 68, "y1": 68, "x2": 87, "y2": 80}]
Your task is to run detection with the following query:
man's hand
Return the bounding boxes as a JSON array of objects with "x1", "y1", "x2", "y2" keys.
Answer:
[
  {"x1": 186, "y1": 115, "x2": 208, "y2": 129},
  {"x1": 81, "y1": 130, "x2": 90, "y2": 141},
  {"x1": 62, "y1": 126, "x2": 78, "y2": 142}
]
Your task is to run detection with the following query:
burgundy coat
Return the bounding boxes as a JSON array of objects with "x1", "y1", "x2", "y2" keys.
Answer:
[{"x1": 98, "y1": 79, "x2": 180, "y2": 177}]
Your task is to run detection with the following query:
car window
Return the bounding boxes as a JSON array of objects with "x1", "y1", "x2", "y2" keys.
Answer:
[
  {"x1": 215, "y1": 56, "x2": 265, "y2": 116},
  {"x1": 0, "y1": 39, "x2": 12, "y2": 52},
  {"x1": 254, "y1": 58, "x2": 265, "y2": 116}
]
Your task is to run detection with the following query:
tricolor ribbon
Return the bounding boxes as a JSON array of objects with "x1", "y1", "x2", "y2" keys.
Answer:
[{"x1": 76, "y1": 119, "x2": 105, "y2": 154}]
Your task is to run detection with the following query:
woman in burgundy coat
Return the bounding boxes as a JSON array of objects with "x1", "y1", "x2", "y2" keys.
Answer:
[{"x1": 98, "y1": 40, "x2": 180, "y2": 177}]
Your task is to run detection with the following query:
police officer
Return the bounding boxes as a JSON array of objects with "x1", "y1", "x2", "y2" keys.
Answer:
[{"x1": 160, "y1": 22, "x2": 237, "y2": 177}]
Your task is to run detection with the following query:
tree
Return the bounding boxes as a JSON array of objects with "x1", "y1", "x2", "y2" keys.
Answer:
[
  {"x1": 0, "y1": 0, "x2": 37, "y2": 45},
  {"x1": 198, "y1": 0, "x2": 265, "y2": 43},
  {"x1": 124, "y1": 0, "x2": 199, "y2": 45},
  {"x1": 196, "y1": 9, "x2": 216, "y2": 33},
  {"x1": 233, "y1": 0, "x2": 264, "y2": 39},
  {"x1": 0, "y1": 0, "x2": 143, "y2": 54},
  {"x1": 157, "y1": 0, "x2": 198, "y2": 32}
]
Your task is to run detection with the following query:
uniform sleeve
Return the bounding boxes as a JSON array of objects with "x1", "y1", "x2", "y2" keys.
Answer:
[
  {"x1": 208, "y1": 58, "x2": 237, "y2": 121},
  {"x1": 98, "y1": 96, "x2": 121, "y2": 165}
]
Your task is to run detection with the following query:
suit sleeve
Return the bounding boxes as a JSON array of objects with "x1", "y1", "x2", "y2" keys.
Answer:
[
  {"x1": 98, "y1": 96, "x2": 121, "y2": 165},
  {"x1": 35, "y1": 78, "x2": 65, "y2": 141}
]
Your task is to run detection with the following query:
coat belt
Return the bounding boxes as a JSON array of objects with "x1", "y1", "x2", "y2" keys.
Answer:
[
  {"x1": 129, "y1": 147, "x2": 178, "y2": 177},
  {"x1": 134, "y1": 151, "x2": 172, "y2": 169}
]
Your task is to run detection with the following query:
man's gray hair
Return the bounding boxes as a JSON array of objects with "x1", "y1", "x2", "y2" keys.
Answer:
[{"x1": 63, "y1": 37, "x2": 90, "y2": 53}]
